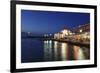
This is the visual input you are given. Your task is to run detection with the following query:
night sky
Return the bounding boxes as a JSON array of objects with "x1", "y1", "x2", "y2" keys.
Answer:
[{"x1": 21, "y1": 10, "x2": 90, "y2": 34}]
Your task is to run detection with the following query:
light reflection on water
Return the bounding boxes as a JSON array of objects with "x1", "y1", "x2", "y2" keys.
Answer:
[
  {"x1": 61, "y1": 43, "x2": 68, "y2": 60},
  {"x1": 43, "y1": 40, "x2": 90, "y2": 61},
  {"x1": 21, "y1": 39, "x2": 90, "y2": 63}
]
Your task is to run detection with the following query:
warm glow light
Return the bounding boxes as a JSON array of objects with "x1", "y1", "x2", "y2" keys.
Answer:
[
  {"x1": 61, "y1": 43, "x2": 68, "y2": 60},
  {"x1": 78, "y1": 48, "x2": 85, "y2": 60},
  {"x1": 54, "y1": 29, "x2": 73, "y2": 39},
  {"x1": 61, "y1": 30, "x2": 68, "y2": 35},
  {"x1": 80, "y1": 29, "x2": 82, "y2": 33},
  {"x1": 73, "y1": 46, "x2": 79, "y2": 60},
  {"x1": 54, "y1": 41, "x2": 58, "y2": 49}
]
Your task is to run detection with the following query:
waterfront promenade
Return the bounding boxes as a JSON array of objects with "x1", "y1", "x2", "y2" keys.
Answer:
[
  {"x1": 22, "y1": 36, "x2": 90, "y2": 48},
  {"x1": 42, "y1": 38, "x2": 90, "y2": 48}
]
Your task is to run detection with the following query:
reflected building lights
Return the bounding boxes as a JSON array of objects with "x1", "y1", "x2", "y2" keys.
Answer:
[
  {"x1": 54, "y1": 41, "x2": 58, "y2": 60},
  {"x1": 73, "y1": 46, "x2": 79, "y2": 60},
  {"x1": 44, "y1": 41, "x2": 49, "y2": 49},
  {"x1": 73, "y1": 46, "x2": 85, "y2": 60},
  {"x1": 61, "y1": 43, "x2": 68, "y2": 60},
  {"x1": 44, "y1": 40, "x2": 53, "y2": 61},
  {"x1": 78, "y1": 48, "x2": 85, "y2": 60},
  {"x1": 54, "y1": 41, "x2": 58, "y2": 49},
  {"x1": 49, "y1": 40, "x2": 52, "y2": 49},
  {"x1": 44, "y1": 40, "x2": 88, "y2": 61}
]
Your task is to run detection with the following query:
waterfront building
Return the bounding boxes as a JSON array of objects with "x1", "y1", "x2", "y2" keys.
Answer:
[
  {"x1": 54, "y1": 23, "x2": 90, "y2": 42},
  {"x1": 73, "y1": 23, "x2": 90, "y2": 42},
  {"x1": 74, "y1": 23, "x2": 90, "y2": 33},
  {"x1": 54, "y1": 28, "x2": 73, "y2": 39}
]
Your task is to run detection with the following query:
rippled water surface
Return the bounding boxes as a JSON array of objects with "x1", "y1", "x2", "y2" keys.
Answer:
[{"x1": 21, "y1": 38, "x2": 90, "y2": 63}]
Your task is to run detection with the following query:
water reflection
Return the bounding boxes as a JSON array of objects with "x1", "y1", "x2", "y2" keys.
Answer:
[
  {"x1": 44, "y1": 40, "x2": 53, "y2": 61},
  {"x1": 44, "y1": 40, "x2": 90, "y2": 61},
  {"x1": 73, "y1": 46, "x2": 85, "y2": 60},
  {"x1": 61, "y1": 43, "x2": 68, "y2": 60},
  {"x1": 22, "y1": 39, "x2": 90, "y2": 63}
]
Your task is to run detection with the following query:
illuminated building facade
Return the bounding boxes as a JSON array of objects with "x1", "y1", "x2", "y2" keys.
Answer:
[
  {"x1": 54, "y1": 23, "x2": 90, "y2": 42},
  {"x1": 74, "y1": 23, "x2": 90, "y2": 33},
  {"x1": 54, "y1": 28, "x2": 73, "y2": 39},
  {"x1": 73, "y1": 24, "x2": 90, "y2": 42}
]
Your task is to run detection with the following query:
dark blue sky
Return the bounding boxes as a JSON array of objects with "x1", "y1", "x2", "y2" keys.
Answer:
[{"x1": 21, "y1": 10, "x2": 90, "y2": 34}]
